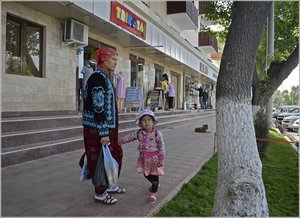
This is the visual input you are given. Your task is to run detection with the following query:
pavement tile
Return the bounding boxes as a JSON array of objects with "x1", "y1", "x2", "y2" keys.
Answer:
[{"x1": 2, "y1": 112, "x2": 216, "y2": 216}]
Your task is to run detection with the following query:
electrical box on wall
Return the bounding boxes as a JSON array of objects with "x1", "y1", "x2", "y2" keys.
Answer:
[{"x1": 63, "y1": 19, "x2": 88, "y2": 45}]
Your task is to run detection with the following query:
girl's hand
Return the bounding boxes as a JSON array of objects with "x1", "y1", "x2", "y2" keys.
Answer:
[
  {"x1": 100, "y1": 136, "x2": 110, "y2": 145},
  {"x1": 158, "y1": 160, "x2": 164, "y2": 167}
]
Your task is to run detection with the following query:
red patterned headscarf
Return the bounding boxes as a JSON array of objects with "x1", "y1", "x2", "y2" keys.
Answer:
[{"x1": 95, "y1": 47, "x2": 118, "y2": 66}]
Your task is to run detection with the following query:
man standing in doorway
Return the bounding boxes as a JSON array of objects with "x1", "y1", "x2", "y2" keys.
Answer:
[
  {"x1": 79, "y1": 60, "x2": 94, "y2": 111},
  {"x1": 81, "y1": 60, "x2": 94, "y2": 91},
  {"x1": 194, "y1": 84, "x2": 204, "y2": 109},
  {"x1": 202, "y1": 89, "x2": 208, "y2": 109}
]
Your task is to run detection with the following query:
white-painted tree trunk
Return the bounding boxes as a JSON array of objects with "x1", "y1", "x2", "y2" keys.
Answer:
[
  {"x1": 213, "y1": 98, "x2": 268, "y2": 216},
  {"x1": 212, "y1": 2, "x2": 271, "y2": 216}
]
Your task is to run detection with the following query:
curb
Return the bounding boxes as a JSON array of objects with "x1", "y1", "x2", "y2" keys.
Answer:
[{"x1": 147, "y1": 149, "x2": 215, "y2": 216}]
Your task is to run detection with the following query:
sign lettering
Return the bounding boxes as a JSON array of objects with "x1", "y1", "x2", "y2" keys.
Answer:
[
  {"x1": 200, "y1": 62, "x2": 208, "y2": 74},
  {"x1": 111, "y1": 1, "x2": 146, "y2": 39}
]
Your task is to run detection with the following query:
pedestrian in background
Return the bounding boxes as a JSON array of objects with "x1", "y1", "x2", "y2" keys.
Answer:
[
  {"x1": 161, "y1": 78, "x2": 168, "y2": 110},
  {"x1": 167, "y1": 81, "x2": 175, "y2": 110},
  {"x1": 81, "y1": 47, "x2": 125, "y2": 205},
  {"x1": 81, "y1": 60, "x2": 94, "y2": 91},
  {"x1": 194, "y1": 84, "x2": 204, "y2": 109},
  {"x1": 202, "y1": 89, "x2": 208, "y2": 109},
  {"x1": 76, "y1": 66, "x2": 82, "y2": 111},
  {"x1": 80, "y1": 60, "x2": 94, "y2": 108},
  {"x1": 118, "y1": 109, "x2": 165, "y2": 204}
]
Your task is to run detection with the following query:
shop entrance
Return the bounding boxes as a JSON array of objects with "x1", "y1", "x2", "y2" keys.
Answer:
[
  {"x1": 170, "y1": 73, "x2": 179, "y2": 109},
  {"x1": 154, "y1": 64, "x2": 164, "y2": 88},
  {"x1": 77, "y1": 38, "x2": 116, "y2": 111}
]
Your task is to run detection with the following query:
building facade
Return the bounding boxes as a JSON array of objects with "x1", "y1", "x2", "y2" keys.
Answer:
[{"x1": 1, "y1": 1, "x2": 219, "y2": 114}]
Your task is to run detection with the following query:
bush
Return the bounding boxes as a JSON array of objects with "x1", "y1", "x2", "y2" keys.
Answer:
[{"x1": 254, "y1": 109, "x2": 270, "y2": 156}]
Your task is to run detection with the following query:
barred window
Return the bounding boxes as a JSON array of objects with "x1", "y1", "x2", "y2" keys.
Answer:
[{"x1": 6, "y1": 14, "x2": 44, "y2": 77}]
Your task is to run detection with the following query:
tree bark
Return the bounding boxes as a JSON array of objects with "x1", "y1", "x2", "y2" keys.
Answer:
[
  {"x1": 252, "y1": 67, "x2": 261, "y2": 106},
  {"x1": 263, "y1": 44, "x2": 299, "y2": 105},
  {"x1": 213, "y1": 2, "x2": 271, "y2": 216},
  {"x1": 252, "y1": 44, "x2": 299, "y2": 106}
]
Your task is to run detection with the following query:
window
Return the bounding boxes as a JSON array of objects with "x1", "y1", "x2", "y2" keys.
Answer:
[
  {"x1": 6, "y1": 14, "x2": 44, "y2": 77},
  {"x1": 130, "y1": 54, "x2": 144, "y2": 87},
  {"x1": 154, "y1": 64, "x2": 164, "y2": 88}
]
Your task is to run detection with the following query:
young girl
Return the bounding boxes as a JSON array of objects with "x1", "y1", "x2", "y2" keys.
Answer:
[{"x1": 118, "y1": 109, "x2": 165, "y2": 203}]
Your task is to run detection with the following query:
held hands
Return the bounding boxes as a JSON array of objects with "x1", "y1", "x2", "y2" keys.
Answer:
[
  {"x1": 100, "y1": 136, "x2": 110, "y2": 145},
  {"x1": 158, "y1": 160, "x2": 164, "y2": 167}
]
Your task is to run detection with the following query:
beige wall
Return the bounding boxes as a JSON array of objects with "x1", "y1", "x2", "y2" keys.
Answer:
[
  {"x1": 2, "y1": 2, "x2": 77, "y2": 112},
  {"x1": 88, "y1": 32, "x2": 184, "y2": 109},
  {"x1": 146, "y1": 1, "x2": 167, "y2": 21},
  {"x1": 1, "y1": 2, "x2": 185, "y2": 112}
]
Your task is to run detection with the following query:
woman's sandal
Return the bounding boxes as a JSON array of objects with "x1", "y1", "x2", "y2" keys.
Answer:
[
  {"x1": 95, "y1": 194, "x2": 118, "y2": 204},
  {"x1": 106, "y1": 186, "x2": 126, "y2": 194}
]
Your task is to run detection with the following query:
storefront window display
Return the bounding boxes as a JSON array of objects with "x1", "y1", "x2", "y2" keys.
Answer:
[
  {"x1": 170, "y1": 73, "x2": 179, "y2": 109},
  {"x1": 130, "y1": 54, "x2": 144, "y2": 87},
  {"x1": 154, "y1": 64, "x2": 164, "y2": 88},
  {"x1": 184, "y1": 77, "x2": 198, "y2": 110}
]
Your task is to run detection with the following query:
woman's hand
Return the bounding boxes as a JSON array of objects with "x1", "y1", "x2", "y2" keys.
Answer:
[{"x1": 100, "y1": 136, "x2": 110, "y2": 145}]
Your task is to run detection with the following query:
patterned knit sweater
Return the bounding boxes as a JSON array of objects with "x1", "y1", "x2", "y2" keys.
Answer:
[
  {"x1": 118, "y1": 128, "x2": 165, "y2": 160},
  {"x1": 82, "y1": 67, "x2": 116, "y2": 137}
]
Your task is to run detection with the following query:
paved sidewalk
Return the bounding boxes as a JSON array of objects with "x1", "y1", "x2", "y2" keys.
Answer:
[{"x1": 2, "y1": 113, "x2": 216, "y2": 217}]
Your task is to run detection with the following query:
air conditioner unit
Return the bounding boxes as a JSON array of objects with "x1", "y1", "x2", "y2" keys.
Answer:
[{"x1": 63, "y1": 19, "x2": 88, "y2": 45}]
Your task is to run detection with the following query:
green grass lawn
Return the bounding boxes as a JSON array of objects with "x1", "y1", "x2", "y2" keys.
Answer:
[
  {"x1": 155, "y1": 130, "x2": 299, "y2": 217},
  {"x1": 263, "y1": 130, "x2": 299, "y2": 216}
]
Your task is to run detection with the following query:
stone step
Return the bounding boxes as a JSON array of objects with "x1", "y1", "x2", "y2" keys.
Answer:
[
  {"x1": 1, "y1": 110, "x2": 191, "y2": 134},
  {"x1": 1, "y1": 111, "x2": 215, "y2": 167},
  {"x1": 2, "y1": 126, "x2": 82, "y2": 149},
  {"x1": 1, "y1": 115, "x2": 82, "y2": 134},
  {"x1": 1, "y1": 136, "x2": 83, "y2": 167},
  {"x1": 1, "y1": 111, "x2": 201, "y2": 148}
]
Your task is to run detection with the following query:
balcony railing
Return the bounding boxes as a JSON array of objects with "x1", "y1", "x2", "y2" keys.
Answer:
[
  {"x1": 167, "y1": 1, "x2": 198, "y2": 30},
  {"x1": 198, "y1": 32, "x2": 218, "y2": 52}
]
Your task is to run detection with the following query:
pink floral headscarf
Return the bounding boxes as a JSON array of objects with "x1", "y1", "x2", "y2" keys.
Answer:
[{"x1": 95, "y1": 47, "x2": 118, "y2": 66}]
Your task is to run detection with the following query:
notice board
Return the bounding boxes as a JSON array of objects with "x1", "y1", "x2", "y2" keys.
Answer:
[
  {"x1": 146, "y1": 90, "x2": 163, "y2": 109},
  {"x1": 125, "y1": 86, "x2": 143, "y2": 112}
]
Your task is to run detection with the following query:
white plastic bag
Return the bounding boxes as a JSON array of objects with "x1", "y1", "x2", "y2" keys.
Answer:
[
  {"x1": 102, "y1": 143, "x2": 119, "y2": 188},
  {"x1": 80, "y1": 153, "x2": 88, "y2": 181}
]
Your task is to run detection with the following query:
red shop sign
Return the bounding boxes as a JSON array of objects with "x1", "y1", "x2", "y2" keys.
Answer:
[{"x1": 111, "y1": 1, "x2": 146, "y2": 39}]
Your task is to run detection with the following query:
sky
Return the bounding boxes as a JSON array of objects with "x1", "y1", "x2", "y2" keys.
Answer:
[{"x1": 277, "y1": 64, "x2": 299, "y2": 92}]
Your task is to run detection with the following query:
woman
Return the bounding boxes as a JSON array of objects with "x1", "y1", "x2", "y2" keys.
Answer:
[
  {"x1": 167, "y1": 82, "x2": 175, "y2": 110},
  {"x1": 81, "y1": 47, "x2": 125, "y2": 204}
]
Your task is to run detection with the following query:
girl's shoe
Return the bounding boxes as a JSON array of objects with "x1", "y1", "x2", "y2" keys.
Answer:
[{"x1": 148, "y1": 194, "x2": 157, "y2": 203}]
